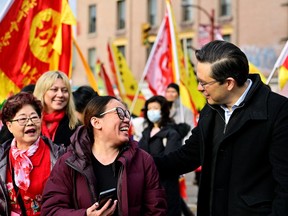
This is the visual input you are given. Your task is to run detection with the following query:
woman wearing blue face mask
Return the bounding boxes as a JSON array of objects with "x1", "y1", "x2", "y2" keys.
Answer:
[{"x1": 138, "y1": 95, "x2": 183, "y2": 216}]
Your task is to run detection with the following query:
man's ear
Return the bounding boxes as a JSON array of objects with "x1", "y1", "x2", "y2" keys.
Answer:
[
  {"x1": 226, "y1": 78, "x2": 236, "y2": 91},
  {"x1": 90, "y1": 117, "x2": 102, "y2": 129}
]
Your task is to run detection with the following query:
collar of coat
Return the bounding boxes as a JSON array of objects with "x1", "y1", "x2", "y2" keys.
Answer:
[{"x1": 67, "y1": 125, "x2": 135, "y2": 171}]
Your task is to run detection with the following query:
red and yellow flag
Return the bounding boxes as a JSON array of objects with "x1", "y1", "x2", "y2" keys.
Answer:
[
  {"x1": 168, "y1": 1, "x2": 206, "y2": 112},
  {"x1": 144, "y1": 13, "x2": 175, "y2": 96},
  {"x1": 142, "y1": 0, "x2": 206, "y2": 119},
  {"x1": 96, "y1": 59, "x2": 116, "y2": 97},
  {"x1": 0, "y1": 0, "x2": 76, "y2": 102},
  {"x1": 279, "y1": 56, "x2": 288, "y2": 90},
  {"x1": 249, "y1": 62, "x2": 267, "y2": 83},
  {"x1": 108, "y1": 42, "x2": 146, "y2": 116},
  {"x1": 277, "y1": 41, "x2": 288, "y2": 90}
]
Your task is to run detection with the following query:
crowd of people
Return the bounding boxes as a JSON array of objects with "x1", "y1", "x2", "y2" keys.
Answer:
[{"x1": 0, "y1": 40, "x2": 288, "y2": 216}]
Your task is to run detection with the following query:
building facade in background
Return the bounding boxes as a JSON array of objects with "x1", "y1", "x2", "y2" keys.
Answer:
[{"x1": 71, "y1": 0, "x2": 288, "y2": 91}]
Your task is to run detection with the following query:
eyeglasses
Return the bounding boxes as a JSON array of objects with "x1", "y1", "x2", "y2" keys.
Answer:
[
  {"x1": 10, "y1": 116, "x2": 40, "y2": 126},
  {"x1": 99, "y1": 107, "x2": 131, "y2": 121},
  {"x1": 198, "y1": 80, "x2": 219, "y2": 89}
]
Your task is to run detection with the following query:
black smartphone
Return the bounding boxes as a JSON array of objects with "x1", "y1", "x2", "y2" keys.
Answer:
[{"x1": 98, "y1": 188, "x2": 117, "y2": 209}]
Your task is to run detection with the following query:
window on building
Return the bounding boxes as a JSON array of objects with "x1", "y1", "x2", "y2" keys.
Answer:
[
  {"x1": 146, "y1": 42, "x2": 154, "y2": 59},
  {"x1": 182, "y1": 0, "x2": 193, "y2": 22},
  {"x1": 220, "y1": 0, "x2": 231, "y2": 17},
  {"x1": 222, "y1": 34, "x2": 231, "y2": 42},
  {"x1": 148, "y1": 0, "x2": 157, "y2": 26},
  {"x1": 117, "y1": 45, "x2": 126, "y2": 57},
  {"x1": 117, "y1": 0, "x2": 126, "y2": 30},
  {"x1": 88, "y1": 5, "x2": 96, "y2": 33},
  {"x1": 181, "y1": 38, "x2": 194, "y2": 60},
  {"x1": 88, "y1": 48, "x2": 96, "y2": 72}
]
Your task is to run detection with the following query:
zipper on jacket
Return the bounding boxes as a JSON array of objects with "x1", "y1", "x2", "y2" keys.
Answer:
[
  {"x1": 116, "y1": 165, "x2": 124, "y2": 216},
  {"x1": 65, "y1": 161, "x2": 98, "y2": 203},
  {"x1": 208, "y1": 103, "x2": 245, "y2": 134},
  {"x1": 208, "y1": 104, "x2": 227, "y2": 134}
]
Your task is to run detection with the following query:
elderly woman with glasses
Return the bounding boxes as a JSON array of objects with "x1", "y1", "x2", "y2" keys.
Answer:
[
  {"x1": 0, "y1": 92, "x2": 65, "y2": 216},
  {"x1": 41, "y1": 95, "x2": 167, "y2": 216}
]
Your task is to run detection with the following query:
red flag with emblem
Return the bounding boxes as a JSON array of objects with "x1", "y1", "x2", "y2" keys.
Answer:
[
  {"x1": 0, "y1": 0, "x2": 76, "y2": 102},
  {"x1": 143, "y1": 14, "x2": 174, "y2": 96}
]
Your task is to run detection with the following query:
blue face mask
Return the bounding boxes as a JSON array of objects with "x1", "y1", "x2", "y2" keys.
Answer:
[{"x1": 147, "y1": 110, "x2": 161, "y2": 123}]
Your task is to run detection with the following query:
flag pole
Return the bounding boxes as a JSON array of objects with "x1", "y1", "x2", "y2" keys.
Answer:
[
  {"x1": 129, "y1": 18, "x2": 167, "y2": 113},
  {"x1": 73, "y1": 37, "x2": 99, "y2": 91},
  {"x1": 266, "y1": 40, "x2": 288, "y2": 85},
  {"x1": 266, "y1": 67, "x2": 277, "y2": 85},
  {"x1": 166, "y1": 0, "x2": 185, "y2": 122},
  {"x1": 167, "y1": 1, "x2": 180, "y2": 83}
]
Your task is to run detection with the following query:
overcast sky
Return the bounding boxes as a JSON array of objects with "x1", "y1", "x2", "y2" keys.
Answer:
[{"x1": 0, "y1": 0, "x2": 13, "y2": 22}]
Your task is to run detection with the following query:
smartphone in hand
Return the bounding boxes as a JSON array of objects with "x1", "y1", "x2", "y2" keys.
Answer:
[{"x1": 98, "y1": 188, "x2": 117, "y2": 209}]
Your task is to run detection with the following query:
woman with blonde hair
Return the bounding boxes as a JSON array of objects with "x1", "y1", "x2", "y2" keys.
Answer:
[{"x1": 34, "y1": 70, "x2": 78, "y2": 147}]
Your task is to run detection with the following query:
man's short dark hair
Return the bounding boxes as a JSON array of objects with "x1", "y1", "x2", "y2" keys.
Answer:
[{"x1": 195, "y1": 40, "x2": 249, "y2": 86}]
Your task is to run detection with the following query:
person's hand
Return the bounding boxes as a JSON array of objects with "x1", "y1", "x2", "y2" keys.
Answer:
[{"x1": 86, "y1": 199, "x2": 118, "y2": 216}]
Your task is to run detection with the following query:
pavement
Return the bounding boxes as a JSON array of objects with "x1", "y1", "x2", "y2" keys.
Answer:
[{"x1": 183, "y1": 171, "x2": 198, "y2": 215}]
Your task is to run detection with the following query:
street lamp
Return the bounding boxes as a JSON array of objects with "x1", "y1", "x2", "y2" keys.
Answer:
[{"x1": 182, "y1": 3, "x2": 215, "y2": 41}]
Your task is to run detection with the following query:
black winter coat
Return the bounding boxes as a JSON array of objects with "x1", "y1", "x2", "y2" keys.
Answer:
[
  {"x1": 52, "y1": 115, "x2": 78, "y2": 147},
  {"x1": 139, "y1": 124, "x2": 182, "y2": 216},
  {"x1": 155, "y1": 74, "x2": 288, "y2": 216}
]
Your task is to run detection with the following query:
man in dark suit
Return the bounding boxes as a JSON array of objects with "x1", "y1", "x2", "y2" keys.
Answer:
[{"x1": 155, "y1": 40, "x2": 288, "y2": 216}]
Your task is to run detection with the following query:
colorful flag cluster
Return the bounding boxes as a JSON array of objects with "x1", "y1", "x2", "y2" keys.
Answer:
[
  {"x1": 3, "y1": 0, "x2": 282, "y2": 117},
  {"x1": 107, "y1": 43, "x2": 146, "y2": 116},
  {"x1": 96, "y1": 59, "x2": 115, "y2": 97},
  {"x1": 142, "y1": 0, "x2": 206, "y2": 120},
  {"x1": 0, "y1": 0, "x2": 76, "y2": 103}
]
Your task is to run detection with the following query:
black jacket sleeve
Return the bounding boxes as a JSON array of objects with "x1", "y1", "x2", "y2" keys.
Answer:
[{"x1": 154, "y1": 125, "x2": 201, "y2": 177}]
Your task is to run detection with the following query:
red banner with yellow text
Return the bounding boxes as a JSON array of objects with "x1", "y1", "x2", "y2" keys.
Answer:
[{"x1": 0, "y1": 0, "x2": 75, "y2": 102}]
